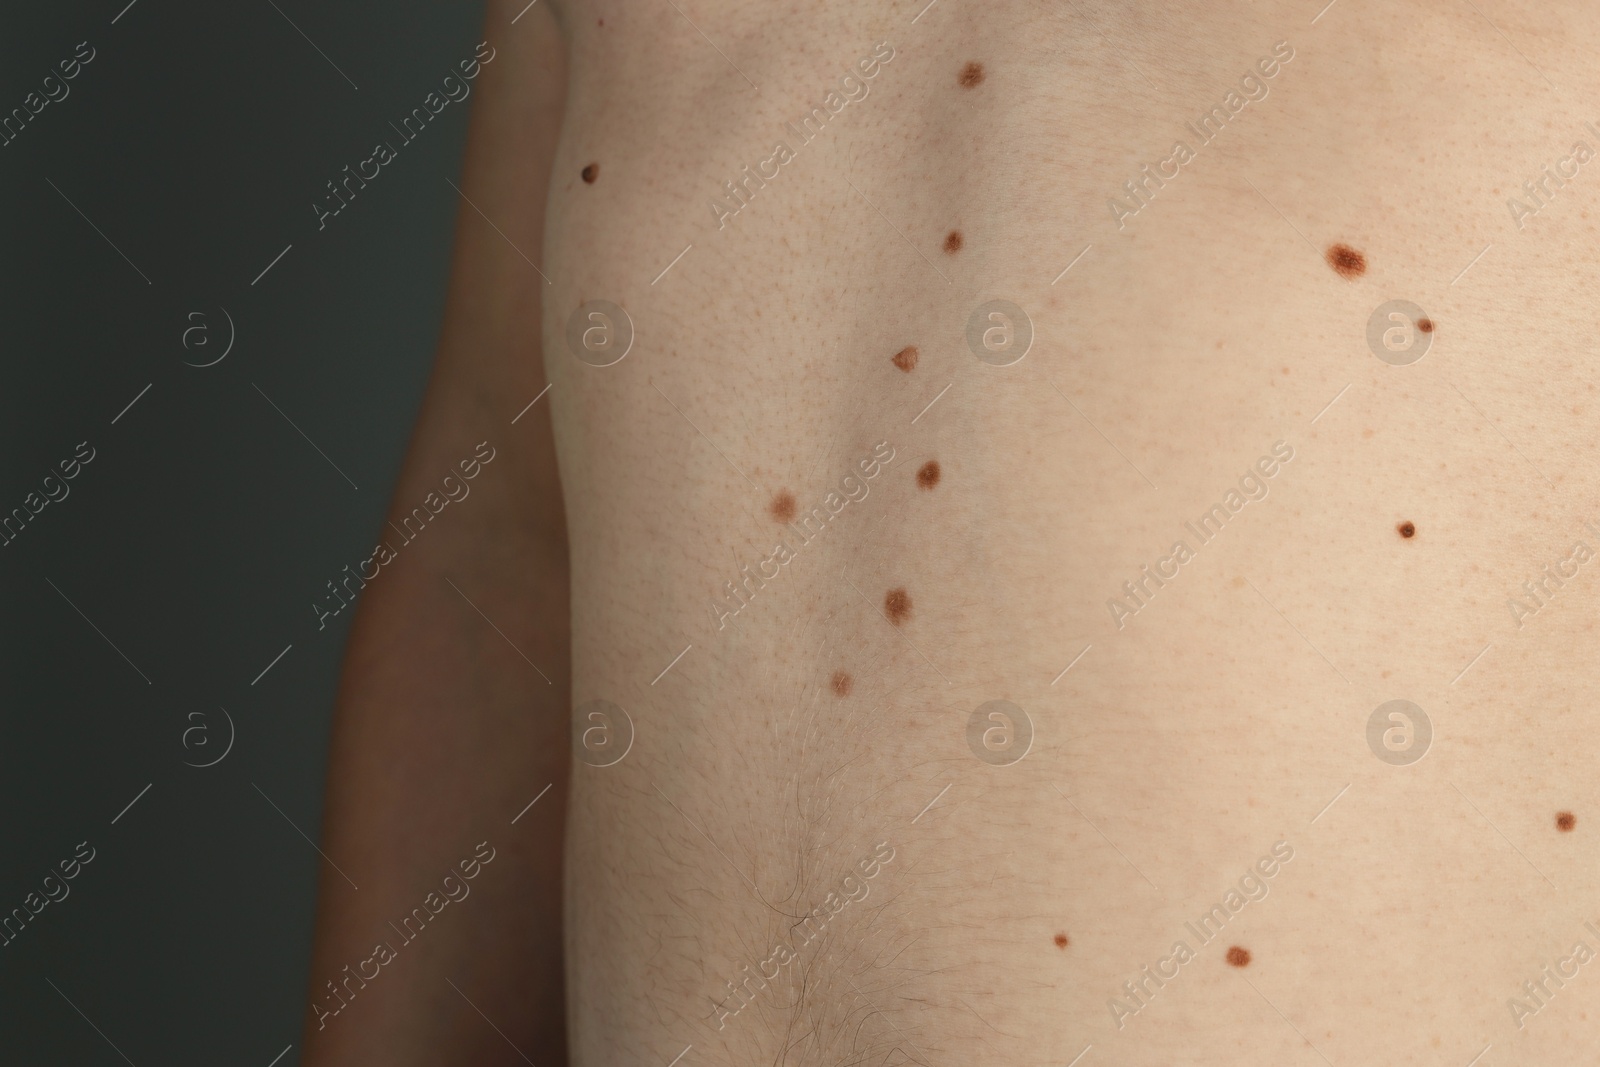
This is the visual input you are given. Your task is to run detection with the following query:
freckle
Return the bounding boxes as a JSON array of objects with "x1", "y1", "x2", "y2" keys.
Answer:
[
  {"x1": 581, "y1": 163, "x2": 599, "y2": 183},
  {"x1": 917, "y1": 460, "x2": 940, "y2": 489},
  {"x1": 958, "y1": 61, "x2": 985, "y2": 88},
  {"x1": 1417, "y1": 317, "x2": 1434, "y2": 333},
  {"x1": 1397, "y1": 521, "x2": 1415, "y2": 538},
  {"x1": 943, "y1": 230, "x2": 963, "y2": 254},
  {"x1": 884, "y1": 587, "x2": 912, "y2": 625},
  {"x1": 1558, "y1": 811, "x2": 1576, "y2": 831},
  {"x1": 892, "y1": 345, "x2": 919, "y2": 372},
  {"x1": 831, "y1": 670, "x2": 853, "y2": 697},
  {"x1": 1325, "y1": 243, "x2": 1366, "y2": 278},
  {"x1": 1225, "y1": 946, "x2": 1251, "y2": 967},
  {"x1": 1054, "y1": 933, "x2": 1069, "y2": 949},
  {"x1": 769, "y1": 490, "x2": 796, "y2": 523}
]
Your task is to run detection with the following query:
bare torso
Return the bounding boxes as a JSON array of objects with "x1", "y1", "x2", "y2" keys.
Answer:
[{"x1": 548, "y1": 2, "x2": 1600, "y2": 1063}]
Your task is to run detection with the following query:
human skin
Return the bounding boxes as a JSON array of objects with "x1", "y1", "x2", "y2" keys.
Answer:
[
  {"x1": 312, "y1": 0, "x2": 1600, "y2": 1064},
  {"x1": 299, "y1": 3, "x2": 568, "y2": 1064}
]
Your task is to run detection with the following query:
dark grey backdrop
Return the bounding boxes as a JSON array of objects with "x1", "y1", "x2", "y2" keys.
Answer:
[{"x1": 1, "y1": 2, "x2": 489, "y2": 1062}]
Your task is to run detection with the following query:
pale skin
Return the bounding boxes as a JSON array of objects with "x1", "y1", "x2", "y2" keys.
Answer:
[{"x1": 306, "y1": 2, "x2": 1600, "y2": 1064}]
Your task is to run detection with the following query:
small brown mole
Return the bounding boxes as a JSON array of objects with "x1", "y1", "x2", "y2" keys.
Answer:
[
  {"x1": 943, "y1": 230, "x2": 963, "y2": 255},
  {"x1": 1225, "y1": 946, "x2": 1252, "y2": 968},
  {"x1": 1053, "y1": 933, "x2": 1070, "y2": 949},
  {"x1": 884, "y1": 587, "x2": 912, "y2": 625},
  {"x1": 581, "y1": 163, "x2": 599, "y2": 184},
  {"x1": 959, "y1": 62, "x2": 985, "y2": 88},
  {"x1": 1326, "y1": 243, "x2": 1366, "y2": 279},
  {"x1": 769, "y1": 490, "x2": 796, "y2": 523},
  {"x1": 916, "y1": 460, "x2": 941, "y2": 489},
  {"x1": 831, "y1": 670, "x2": 853, "y2": 698},
  {"x1": 1417, "y1": 317, "x2": 1434, "y2": 334},
  {"x1": 1558, "y1": 811, "x2": 1577, "y2": 832},
  {"x1": 1397, "y1": 521, "x2": 1415, "y2": 539},
  {"x1": 892, "y1": 345, "x2": 919, "y2": 372}
]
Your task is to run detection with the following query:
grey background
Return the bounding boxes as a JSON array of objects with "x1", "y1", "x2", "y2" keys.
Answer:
[{"x1": 0, "y1": 1, "x2": 490, "y2": 1062}]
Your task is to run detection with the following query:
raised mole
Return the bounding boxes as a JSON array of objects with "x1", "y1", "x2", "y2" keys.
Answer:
[
  {"x1": 885, "y1": 587, "x2": 912, "y2": 625},
  {"x1": 1326, "y1": 243, "x2": 1366, "y2": 278}
]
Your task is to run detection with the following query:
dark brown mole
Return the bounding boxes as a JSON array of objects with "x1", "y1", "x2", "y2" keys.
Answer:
[
  {"x1": 1325, "y1": 243, "x2": 1366, "y2": 279},
  {"x1": 1417, "y1": 317, "x2": 1434, "y2": 334},
  {"x1": 917, "y1": 460, "x2": 941, "y2": 489},
  {"x1": 1558, "y1": 811, "x2": 1576, "y2": 832},
  {"x1": 1225, "y1": 946, "x2": 1251, "y2": 968},
  {"x1": 769, "y1": 490, "x2": 796, "y2": 523},
  {"x1": 581, "y1": 163, "x2": 599, "y2": 184},
  {"x1": 830, "y1": 670, "x2": 853, "y2": 697},
  {"x1": 1397, "y1": 521, "x2": 1415, "y2": 539},
  {"x1": 892, "y1": 345, "x2": 919, "y2": 372},
  {"x1": 943, "y1": 230, "x2": 963, "y2": 255},
  {"x1": 884, "y1": 587, "x2": 912, "y2": 625},
  {"x1": 959, "y1": 61, "x2": 985, "y2": 88},
  {"x1": 1054, "y1": 932, "x2": 1070, "y2": 949}
]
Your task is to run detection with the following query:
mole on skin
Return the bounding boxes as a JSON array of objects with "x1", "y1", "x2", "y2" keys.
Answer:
[
  {"x1": 892, "y1": 345, "x2": 919, "y2": 372},
  {"x1": 581, "y1": 163, "x2": 599, "y2": 183},
  {"x1": 1397, "y1": 521, "x2": 1415, "y2": 539},
  {"x1": 769, "y1": 490, "x2": 796, "y2": 523},
  {"x1": 917, "y1": 460, "x2": 940, "y2": 489},
  {"x1": 943, "y1": 230, "x2": 963, "y2": 254},
  {"x1": 1417, "y1": 317, "x2": 1434, "y2": 334},
  {"x1": 1225, "y1": 946, "x2": 1251, "y2": 967},
  {"x1": 885, "y1": 587, "x2": 912, "y2": 625},
  {"x1": 959, "y1": 62, "x2": 985, "y2": 88},
  {"x1": 1558, "y1": 811, "x2": 1576, "y2": 831},
  {"x1": 1053, "y1": 933, "x2": 1069, "y2": 949},
  {"x1": 1325, "y1": 243, "x2": 1366, "y2": 278},
  {"x1": 831, "y1": 670, "x2": 853, "y2": 697}
]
